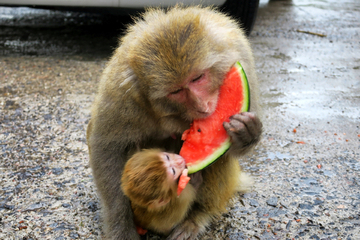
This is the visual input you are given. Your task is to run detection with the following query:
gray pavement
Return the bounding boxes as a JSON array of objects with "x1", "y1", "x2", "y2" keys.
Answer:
[{"x1": 0, "y1": 0, "x2": 359, "y2": 239}]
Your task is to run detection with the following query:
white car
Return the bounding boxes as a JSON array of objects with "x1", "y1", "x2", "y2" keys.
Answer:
[{"x1": 0, "y1": 0, "x2": 259, "y2": 34}]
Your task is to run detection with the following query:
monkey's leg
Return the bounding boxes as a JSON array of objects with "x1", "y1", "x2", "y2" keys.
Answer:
[
  {"x1": 166, "y1": 208, "x2": 211, "y2": 240},
  {"x1": 90, "y1": 150, "x2": 141, "y2": 240}
]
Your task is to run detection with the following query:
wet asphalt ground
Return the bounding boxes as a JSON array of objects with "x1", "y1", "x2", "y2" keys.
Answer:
[{"x1": 0, "y1": 0, "x2": 359, "y2": 239}]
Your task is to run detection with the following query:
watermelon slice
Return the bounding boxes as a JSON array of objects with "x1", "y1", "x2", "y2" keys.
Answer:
[
  {"x1": 177, "y1": 169, "x2": 190, "y2": 196},
  {"x1": 136, "y1": 226, "x2": 148, "y2": 235},
  {"x1": 179, "y1": 61, "x2": 250, "y2": 174}
]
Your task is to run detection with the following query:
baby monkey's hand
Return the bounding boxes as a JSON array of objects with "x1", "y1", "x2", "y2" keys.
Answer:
[{"x1": 189, "y1": 171, "x2": 203, "y2": 192}]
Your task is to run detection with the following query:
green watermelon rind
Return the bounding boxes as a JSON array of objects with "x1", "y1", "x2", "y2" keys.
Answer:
[
  {"x1": 187, "y1": 137, "x2": 231, "y2": 174},
  {"x1": 235, "y1": 61, "x2": 250, "y2": 113},
  {"x1": 185, "y1": 62, "x2": 250, "y2": 174}
]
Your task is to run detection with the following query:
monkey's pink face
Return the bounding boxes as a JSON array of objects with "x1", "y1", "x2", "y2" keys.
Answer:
[
  {"x1": 167, "y1": 70, "x2": 219, "y2": 119},
  {"x1": 160, "y1": 152, "x2": 186, "y2": 183}
]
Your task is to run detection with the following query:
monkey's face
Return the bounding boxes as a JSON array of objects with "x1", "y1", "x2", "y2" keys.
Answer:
[
  {"x1": 166, "y1": 69, "x2": 220, "y2": 120},
  {"x1": 127, "y1": 8, "x2": 235, "y2": 121},
  {"x1": 160, "y1": 152, "x2": 186, "y2": 184}
]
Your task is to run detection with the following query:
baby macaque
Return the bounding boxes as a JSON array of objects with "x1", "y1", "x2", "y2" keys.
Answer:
[{"x1": 121, "y1": 149, "x2": 201, "y2": 235}]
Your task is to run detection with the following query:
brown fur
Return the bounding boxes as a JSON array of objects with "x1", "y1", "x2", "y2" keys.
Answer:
[
  {"x1": 132, "y1": 186, "x2": 196, "y2": 235},
  {"x1": 121, "y1": 149, "x2": 196, "y2": 235},
  {"x1": 121, "y1": 149, "x2": 176, "y2": 208},
  {"x1": 87, "y1": 5, "x2": 261, "y2": 240}
]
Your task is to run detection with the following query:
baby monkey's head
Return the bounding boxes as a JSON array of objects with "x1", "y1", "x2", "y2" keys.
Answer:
[{"x1": 121, "y1": 149, "x2": 186, "y2": 209}]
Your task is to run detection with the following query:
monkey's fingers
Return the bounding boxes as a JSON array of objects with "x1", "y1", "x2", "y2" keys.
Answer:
[
  {"x1": 226, "y1": 118, "x2": 246, "y2": 133},
  {"x1": 231, "y1": 112, "x2": 263, "y2": 136},
  {"x1": 224, "y1": 122, "x2": 249, "y2": 149},
  {"x1": 225, "y1": 113, "x2": 262, "y2": 139},
  {"x1": 223, "y1": 121, "x2": 247, "y2": 139},
  {"x1": 223, "y1": 115, "x2": 262, "y2": 152}
]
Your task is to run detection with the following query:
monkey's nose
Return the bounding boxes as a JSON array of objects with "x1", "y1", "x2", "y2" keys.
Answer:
[{"x1": 176, "y1": 156, "x2": 185, "y2": 167}]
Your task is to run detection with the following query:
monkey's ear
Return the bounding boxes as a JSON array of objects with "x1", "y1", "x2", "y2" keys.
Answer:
[{"x1": 148, "y1": 198, "x2": 171, "y2": 209}]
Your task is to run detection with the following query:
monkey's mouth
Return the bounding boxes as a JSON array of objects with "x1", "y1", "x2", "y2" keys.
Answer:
[{"x1": 196, "y1": 111, "x2": 211, "y2": 119}]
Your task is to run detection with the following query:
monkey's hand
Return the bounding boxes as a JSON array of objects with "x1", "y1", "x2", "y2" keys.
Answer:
[
  {"x1": 223, "y1": 112, "x2": 262, "y2": 155},
  {"x1": 189, "y1": 171, "x2": 203, "y2": 192},
  {"x1": 166, "y1": 219, "x2": 203, "y2": 240}
]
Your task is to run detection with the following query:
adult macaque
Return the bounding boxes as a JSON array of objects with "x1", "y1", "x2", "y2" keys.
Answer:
[
  {"x1": 87, "y1": 5, "x2": 262, "y2": 240},
  {"x1": 121, "y1": 149, "x2": 200, "y2": 236}
]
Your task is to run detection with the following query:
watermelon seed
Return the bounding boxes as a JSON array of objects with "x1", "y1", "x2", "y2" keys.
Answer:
[{"x1": 197, "y1": 129, "x2": 201, "y2": 132}]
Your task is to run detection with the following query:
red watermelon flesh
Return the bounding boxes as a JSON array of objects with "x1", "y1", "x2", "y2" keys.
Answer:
[
  {"x1": 177, "y1": 169, "x2": 190, "y2": 196},
  {"x1": 179, "y1": 61, "x2": 250, "y2": 174}
]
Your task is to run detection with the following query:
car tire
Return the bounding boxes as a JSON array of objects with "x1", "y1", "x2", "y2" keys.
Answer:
[{"x1": 220, "y1": 0, "x2": 259, "y2": 36}]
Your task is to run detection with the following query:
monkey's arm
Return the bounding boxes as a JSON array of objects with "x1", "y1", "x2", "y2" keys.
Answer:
[
  {"x1": 223, "y1": 112, "x2": 263, "y2": 156},
  {"x1": 89, "y1": 143, "x2": 141, "y2": 240}
]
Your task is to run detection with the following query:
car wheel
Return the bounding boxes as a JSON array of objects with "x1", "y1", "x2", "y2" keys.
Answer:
[{"x1": 220, "y1": 0, "x2": 259, "y2": 36}]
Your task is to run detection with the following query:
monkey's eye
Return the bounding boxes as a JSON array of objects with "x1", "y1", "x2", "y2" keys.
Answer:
[
  {"x1": 166, "y1": 155, "x2": 170, "y2": 161},
  {"x1": 170, "y1": 88, "x2": 182, "y2": 95},
  {"x1": 172, "y1": 168, "x2": 176, "y2": 175},
  {"x1": 191, "y1": 74, "x2": 203, "y2": 83}
]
